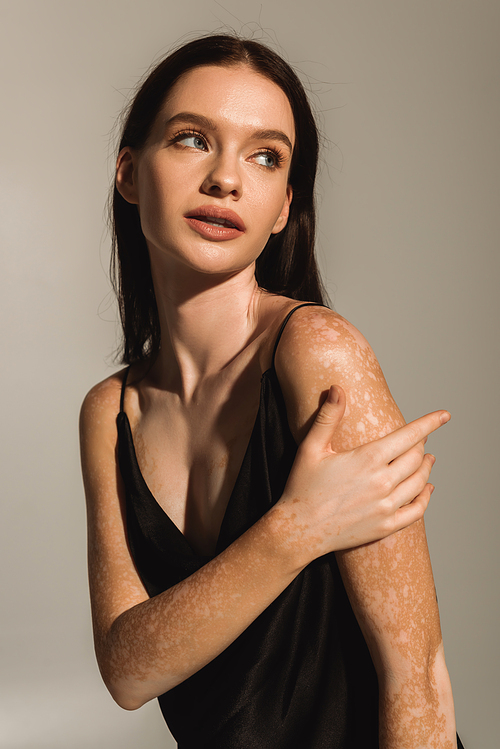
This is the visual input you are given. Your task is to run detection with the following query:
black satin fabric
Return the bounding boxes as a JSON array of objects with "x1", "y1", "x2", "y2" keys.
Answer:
[{"x1": 116, "y1": 305, "x2": 464, "y2": 749}]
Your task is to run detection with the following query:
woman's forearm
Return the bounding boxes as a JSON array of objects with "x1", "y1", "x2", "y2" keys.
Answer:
[
  {"x1": 378, "y1": 644, "x2": 457, "y2": 749},
  {"x1": 337, "y1": 527, "x2": 458, "y2": 749},
  {"x1": 98, "y1": 504, "x2": 304, "y2": 710}
]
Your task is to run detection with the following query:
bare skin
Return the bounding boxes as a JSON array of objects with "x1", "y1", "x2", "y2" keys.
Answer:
[{"x1": 82, "y1": 63, "x2": 457, "y2": 745}]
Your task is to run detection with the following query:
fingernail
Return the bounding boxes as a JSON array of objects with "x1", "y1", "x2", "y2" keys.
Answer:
[
  {"x1": 429, "y1": 454, "x2": 436, "y2": 465},
  {"x1": 330, "y1": 386, "x2": 339, "y2": 404},
  {"x1": 430, "y1": 485, "x2": 435, "y2": 494},
  {"x1": 440, "y1": 411, "x2": 451, "y2": 425}
]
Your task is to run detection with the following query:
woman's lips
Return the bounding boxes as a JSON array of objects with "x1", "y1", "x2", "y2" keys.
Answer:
[
  {"x1": 185, "y1": 217, "x2": 244, "y2": 240},
  {"x1": 184, "y1": 206, "x2": 246, "y2": 240}
]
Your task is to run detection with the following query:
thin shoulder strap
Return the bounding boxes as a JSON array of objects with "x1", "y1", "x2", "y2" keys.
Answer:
[
  {"x1": 272, "y1": 302, "x2": 324, "y2": 368},
  {"x1": 119, "y1": 366, "x2": 130, "y2": 413}
]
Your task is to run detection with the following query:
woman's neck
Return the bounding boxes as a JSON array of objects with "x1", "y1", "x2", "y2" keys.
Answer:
[{"x1": 149, "y1": 260, "x2": 266, "y2": 401}]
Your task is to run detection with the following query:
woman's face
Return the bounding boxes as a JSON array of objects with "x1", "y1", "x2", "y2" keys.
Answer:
[{"x1": 116, "y1": 64, "x2": 295, "y2": 277}]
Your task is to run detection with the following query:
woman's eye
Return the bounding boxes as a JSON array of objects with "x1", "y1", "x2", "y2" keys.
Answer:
[
  {"x1": 178, "y1": 134, "x2": 206, "y2": 150},
  {"x1": 254, "y1": 152, "x2": 276, "y2": 168}
]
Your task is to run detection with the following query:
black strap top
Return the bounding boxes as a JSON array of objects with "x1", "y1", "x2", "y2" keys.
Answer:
[{"x1": 116, "y1": 303, "x2": 379, "y2": 748}]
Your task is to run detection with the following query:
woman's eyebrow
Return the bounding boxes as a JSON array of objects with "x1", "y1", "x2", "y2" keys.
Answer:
[
  {"x1": 165, "y1": 112, "x2": 217, "y2": 132},
  {"x1": 165, "y1": 112, "x2": 293, "y2": 152},
  {"x1": 251, "y1": 129, "x2": 293, "y2": 152}
]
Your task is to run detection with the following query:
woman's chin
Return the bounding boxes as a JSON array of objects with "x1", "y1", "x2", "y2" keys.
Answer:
[{"x1": 151, "y1": 245, "x2": 258, "y2": 281}]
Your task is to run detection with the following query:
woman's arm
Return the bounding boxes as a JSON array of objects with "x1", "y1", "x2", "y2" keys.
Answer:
[
  {"x1": 276, "y1": 307, "x2": 457, "y2": 749},
  {"x1": 81, "y1": 370, "x2": 445, "y2": 712},
  {"x1": 81, "y1": 375, "x2": 304, "y2": 709}
]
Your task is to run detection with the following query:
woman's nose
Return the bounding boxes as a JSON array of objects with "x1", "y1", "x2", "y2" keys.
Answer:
[{"x1": 201, "y1": 152, "x2": 242, "y2": 198}]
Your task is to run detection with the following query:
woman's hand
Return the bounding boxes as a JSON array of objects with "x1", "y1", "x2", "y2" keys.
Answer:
[{"x1": 277, "y1": 384, "x2": 449, "y2": 563}]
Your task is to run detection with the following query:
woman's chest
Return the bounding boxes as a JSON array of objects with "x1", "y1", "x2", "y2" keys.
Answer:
[{"x1": 131, "y1": 384, "x2": 261, "y2": 556}]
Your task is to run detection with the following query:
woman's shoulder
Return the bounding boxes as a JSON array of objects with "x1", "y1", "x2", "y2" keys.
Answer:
[
  {"x1": 79, "y1": 369, "x2": 128, "y2": 444},
  {"x1": 274, "y1": 304, "x2": 403, "y2": 446},
  {"x1": 275, "y1": 304, "x2": 376, "y2": 370}
]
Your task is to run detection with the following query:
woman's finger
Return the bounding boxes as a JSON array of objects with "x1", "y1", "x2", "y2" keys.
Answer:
[
  {"x1": 304, "y1": 385, "x2": 346, "y2": 452},
  {"x1": 376, "y1": 411, "x2": 450, "y2": 464},
  {"x1": 388, "y1": 446, "x2": 433, "y2": 488},
  {"x1": 389, "y1": 453, "x2": 436, "y2": 510},
  {"x1": 391, "y1": 483, "x2": 434, "y2": 534}
]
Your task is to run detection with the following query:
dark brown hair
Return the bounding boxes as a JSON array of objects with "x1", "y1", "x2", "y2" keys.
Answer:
[{"x1": 111, "y1": 34, "x2": 327, "y2": 364}]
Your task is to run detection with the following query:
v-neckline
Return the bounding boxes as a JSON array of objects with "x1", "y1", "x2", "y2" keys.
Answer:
[
  {"x1": 119, "y1": 367, "x2": 273, "y2": 560},
  {"x1": 117, "y1": 302, "x2": 323, "y2": 561}
]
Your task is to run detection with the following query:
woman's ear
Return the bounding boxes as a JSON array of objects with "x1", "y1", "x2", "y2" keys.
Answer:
[
  {"x1": 115, "y1": 147, "x2": 139, "y2": 204},
  {"x1": 271, "y1": 184, "x2": 293, "y2": 234}
]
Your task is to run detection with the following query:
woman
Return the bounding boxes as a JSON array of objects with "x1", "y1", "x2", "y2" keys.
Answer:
[{"x1": 80, "y1": 35, "x2": 462, "y2": 747}]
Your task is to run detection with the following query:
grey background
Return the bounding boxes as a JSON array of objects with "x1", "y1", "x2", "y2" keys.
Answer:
[{"x1": 1, "y1": 1, "x2": 498, "y2": 747}]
